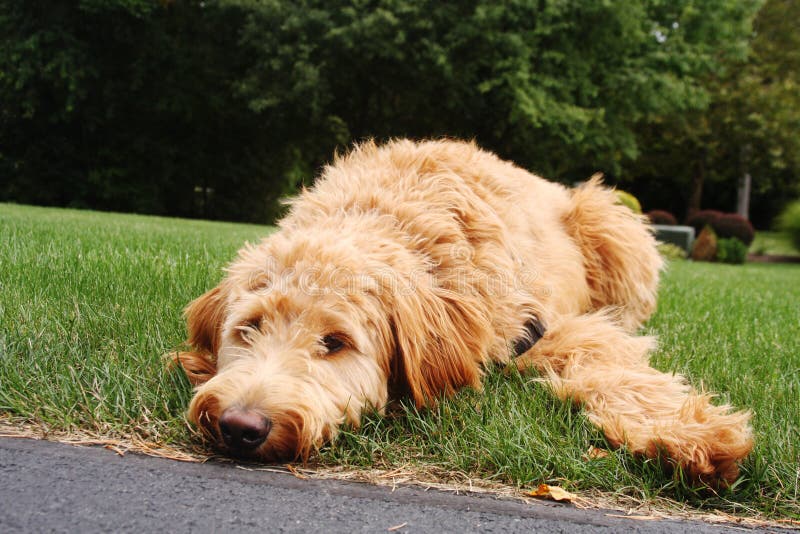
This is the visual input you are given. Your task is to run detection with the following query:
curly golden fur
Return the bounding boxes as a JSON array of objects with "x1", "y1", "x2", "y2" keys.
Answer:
[{"x1": 175, "y1": 139, "x2": 752, "y2": 485}]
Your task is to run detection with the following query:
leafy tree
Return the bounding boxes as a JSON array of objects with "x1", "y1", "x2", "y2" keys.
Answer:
[
  {"x1": 0, "y1": 0, "x2": 291, "y2": 221},
  {"x1": 228, "y1": 0, "x2": 757, "y2": 183},
  {"x1": 626, "y1": 0, "x2": 799, "y2": 227},
  {"x1": 728, "y1": 0, "x2": 800, "y2": 225},
  {"x1": 0, "y1": 0, "x2": 771, "y2": 223}
]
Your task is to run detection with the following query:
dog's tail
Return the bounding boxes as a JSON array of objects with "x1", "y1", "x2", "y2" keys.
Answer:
[{"x1": 563, "y1": 175, "x2": 663, "y2": 331}]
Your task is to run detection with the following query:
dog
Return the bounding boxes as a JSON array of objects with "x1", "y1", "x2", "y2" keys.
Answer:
[{"x1": 174, "y1": 139, "x2": 752, "y2": 485}]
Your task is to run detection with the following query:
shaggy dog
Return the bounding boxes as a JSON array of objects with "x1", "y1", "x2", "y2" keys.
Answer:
[{"x1": 175, "y1": 139, "x2": 752, "y2": 485}]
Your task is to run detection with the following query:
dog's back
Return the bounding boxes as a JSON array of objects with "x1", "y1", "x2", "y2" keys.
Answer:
[{"x1": 284, "y1": 139, "x2": 660, "y2": 332}]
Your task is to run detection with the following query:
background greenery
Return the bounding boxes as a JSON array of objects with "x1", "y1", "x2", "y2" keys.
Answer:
[
  {"x1": 1, "y1": 203, "x2": 798, "y2": 518},
  {"x1": 2, "y1": 0, "x2": 798, "y2": 226}
]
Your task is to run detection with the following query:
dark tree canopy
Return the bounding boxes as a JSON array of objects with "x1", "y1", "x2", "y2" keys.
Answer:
[{"x1": 1, "y1": 0, "x2": 794, "y2": 225}]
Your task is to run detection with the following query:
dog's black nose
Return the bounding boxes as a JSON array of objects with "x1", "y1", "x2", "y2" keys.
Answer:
[{"x1": 218, "y1": 408, "x2": 271, "y2": 451}]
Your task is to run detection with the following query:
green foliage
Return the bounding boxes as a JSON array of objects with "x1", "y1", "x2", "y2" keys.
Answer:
[
  {"x1": 0, "y1": 0, "x2": 768, "y2": 222},
  {"x1": 749, "y1": 231, "x2": 799, "y2": 256},
  {"x1": 777, "y1": 200, "x2": 800, "y2": 251},
  {"x1": 0, "y1": 0, "x2": 290, "y2": 222},
  {"x1": 625, "y1": 0, "x2": 800, "y2": 228},
  {"x1": 614, "y1": 190, "x2": 642, "y2": 214},
  {"x1": 657, "y1": 242, "x2": 687, "y2": 260},
  {"x1": 716, "y1": 237, "x2": 748, "y2": 264},
  {"x1": 2, "y1": 204, "x2": 800, "y2": 518},
  {"x1": 228, "y1": 0, "x2": 758, "y2": 179}
]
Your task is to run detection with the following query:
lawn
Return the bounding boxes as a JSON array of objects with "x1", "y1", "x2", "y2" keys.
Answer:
[
  {"x1": 750, "y1": 231, "x2": 800, "y2": 257},
  {"x1": 1, "y1": 203, "x2": 798, "y2": 520}
]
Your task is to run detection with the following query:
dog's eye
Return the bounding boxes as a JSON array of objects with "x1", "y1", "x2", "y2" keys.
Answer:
[
  {"x1": 236, "y1": 318, "x2": 261, "y2": 339},
  {"x1": 322, "y1": 334, "x2": 346, "y2": 355}
]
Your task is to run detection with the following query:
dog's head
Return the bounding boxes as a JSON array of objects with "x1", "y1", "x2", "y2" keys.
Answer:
[{"x1": 177, "y1": 229, "x2": 486, "y2": 462}]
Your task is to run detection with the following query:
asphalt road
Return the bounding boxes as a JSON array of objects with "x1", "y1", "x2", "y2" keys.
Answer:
[{"x1": 0, "y1": 437, "x2": 771, "y2": 533}]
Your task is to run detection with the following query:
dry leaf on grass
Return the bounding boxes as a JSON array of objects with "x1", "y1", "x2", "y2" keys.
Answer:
[
  {"x1": 527, "y1": 484, "x2": 576, "y2": 502},
  {"x1": 582, "y1": 446, "x2": 609, "y2": 460}
]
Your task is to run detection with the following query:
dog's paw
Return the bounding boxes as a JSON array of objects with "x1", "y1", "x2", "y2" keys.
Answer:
[{"x1": 640, "y1": 414, "x2": 754, "y2": 488}]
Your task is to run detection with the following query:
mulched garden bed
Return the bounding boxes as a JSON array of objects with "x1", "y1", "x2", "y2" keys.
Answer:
[{"x1": 747, "y1": 254, "x2": 800, "y2": 263}]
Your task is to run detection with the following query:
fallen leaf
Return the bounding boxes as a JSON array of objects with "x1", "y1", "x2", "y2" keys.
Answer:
[
  {"x1": 286, "y1": 464, "x2": 309, "y2": 480},
  {"x1": 527, "y1": 484, "x2": 576, "y2": 502},
  {"x1": 583, "y1": 446, "x2": 610, "y2": 461}
]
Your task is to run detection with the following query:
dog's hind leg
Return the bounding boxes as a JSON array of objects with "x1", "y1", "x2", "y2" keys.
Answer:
[
  {"x1": 563, "y1": 176, "x2": 663, "y2": 331},
  {"x1": 512, "y1": 311, "x2": 753, "y2": 486}
]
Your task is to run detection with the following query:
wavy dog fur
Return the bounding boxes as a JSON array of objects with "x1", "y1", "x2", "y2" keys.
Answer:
[{"x1": 175, "y1": 139, "x2": 752, "y2": 485}]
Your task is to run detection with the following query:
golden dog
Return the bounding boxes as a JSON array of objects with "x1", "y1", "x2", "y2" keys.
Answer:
[{"x1": 175, "y1": 139, "x2": 752, "y2": 485}]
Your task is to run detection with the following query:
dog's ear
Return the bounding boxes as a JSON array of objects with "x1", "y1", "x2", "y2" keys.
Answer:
[
  {"x1": 389, "y1": 280, "x2": 487, "y2": 408},
  {"x1": 174, "y1": 285, "x2": 229, "y2": 384},
  {"x1": 169, "y1": 351, "x2": 217, "y2": 385},
  {"x1": 185, "y1": 284, "x2": 229, "y2": 357}
]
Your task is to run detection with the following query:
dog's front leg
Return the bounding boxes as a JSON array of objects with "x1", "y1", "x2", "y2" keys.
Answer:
[{"x1": 512, "y1": 311, "x2": 753, "y2": 486}]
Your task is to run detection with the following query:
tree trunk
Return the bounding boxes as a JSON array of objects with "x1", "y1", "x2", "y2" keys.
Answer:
[
  {"x1": 737, "y1": 171, "x2": 751, "y2": 219},
  {"x1": 737, "y1": 144, "x2": 752, "y2": 219},
  {"x1": 687, "y1": 158, "x2": 705, "y2": 216}
]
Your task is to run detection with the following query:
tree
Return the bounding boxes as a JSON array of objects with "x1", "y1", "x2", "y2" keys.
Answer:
[
  {"x1": 728, "y1": 0, "x2": 800, "y2": 225},
  {"x1": 626, "y1": 0, "x2": 799, "y2": 226},
  {"x1": 0, "y1": 0, "x2": 292, "y2": 222},
  {"x1": 0, "y1": 0, "x2": 768, "y2": 223},
  {"x1": 228, "y1": 0, "x2": 757, "y2": 183}
]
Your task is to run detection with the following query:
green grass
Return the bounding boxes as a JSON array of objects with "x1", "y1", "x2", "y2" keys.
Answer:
[
  {"x1": 750, "y1": 231, "x2": 800, "y2": 256},
  {"x1": 0, "y1": 203, "x2": 269, "y2": 443},
  {"x1": 1, "y1": 203, "x2": 799, "y2": 519}
]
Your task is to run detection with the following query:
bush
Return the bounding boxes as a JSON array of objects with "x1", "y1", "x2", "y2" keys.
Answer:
[
  {"x1": 657, "y1": 242, "x2": 687, "y2": 260},
  {"x1": 715, "y1": 213, "x2": 755, "y2": 246},
  {"x1": 691, "y1": 226, "x2": 718, "y2": 262},
  {"x1": 647, "y1": 210, "x2": 678, "y2": 225},
  {"x1": 716, "y1": 237, "x2": 748, "y2": 264},
  {"x1": 686, "y1": 210, "x2": 755, "y2": 246},
  {"x1": 777, "y1": 200, "x2": 800, "y2": 252},
  {"x1": 686, "y1": 209, "x2": 723, "y2": 235},
  {"x1": 615, "y1": 190, "x2": 642, "y2": 214}
]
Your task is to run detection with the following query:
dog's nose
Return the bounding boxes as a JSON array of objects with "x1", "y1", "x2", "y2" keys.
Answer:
[{"x1": 218, "y1": 408, "x2": 271, "y2": 451}]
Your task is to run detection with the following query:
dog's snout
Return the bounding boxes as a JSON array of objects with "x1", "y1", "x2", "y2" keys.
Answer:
[{"x1": 219, "y1": 408, "x2": 271, "y2": 451}]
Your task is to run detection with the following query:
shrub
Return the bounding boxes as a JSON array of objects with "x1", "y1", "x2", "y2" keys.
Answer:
[
  {"x1": 716, "y1": 237, "x2": 748, "y2": 264},
  {"x1": 686, "y1": 210, "x2": 755, "y2": 246},
  {"x1": 657, "y1": 242, "x2": 687, "y2": 260},
  {"x1": 777, "y1": 200, "x2": 800, "y2": 252},
  {"x1": 647, "y1": 210, "x2": 678, "y2": 225},
  {"x1": 615, "y1": 190, "x2": 642, "y2": 214},
  {"x1": 714, "y1": 213, "x2": 755, "y2": 246},
  {"x1": 691, "y1": 226, "x2": 717, "y2": 262},
  {"x1": 686, "y1": 209, "x2": 723, "y2": 235}
]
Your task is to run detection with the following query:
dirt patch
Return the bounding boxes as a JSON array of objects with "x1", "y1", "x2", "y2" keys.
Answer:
[{"x1": 747, "y1": 254, "x2": 800, "y2": 263}]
